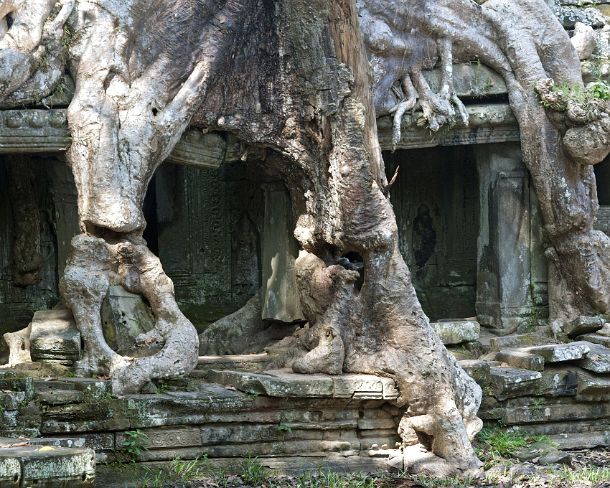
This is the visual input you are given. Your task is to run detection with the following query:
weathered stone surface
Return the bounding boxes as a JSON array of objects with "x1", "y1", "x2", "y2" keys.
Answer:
[
  {"x1": 502, "y1": 397, "x2": 610, "y2": 425},
  {"x1": 522, "y1": 342, "x2": 590, "y2": 363},
  {"x1": 535, "y1": 367, "x2": 579, "y2": 397},
  {"x1": 563, "y1": 315, "x2": 605, "y2": 338},
  {"x1": 576, "y1": 372, "x2": 610, "y2": 401},
  {"x1": 0, "y1": 456, "x2": 20, "y2": 486},
  {"x1": 195, "y1": 353, "x2": 270, "y2": 374},
  {"x1": 432, "y1": 320, "x2": 480, "y2": 345},
  {"x1": 489, "y1": 332, "x2": 556, "y2": 351},
  {"x1": 29, "y1": 309, "x2": 81, "y2": 365},
  {"x1": 260, "y1": 185, "x2": 303, "y2": 323},
  {"x1": 488, "y1": 367, "x2": 542, "y2": 400},
  {"x1": 0, "y1": 444, "x2": 95, "y2": 486},
  {"x1": 458, "y1": 360, "x2": 493, "y2": 385},
  {"x1": 117, "y1": 427, "x2": 201, "y2": 450},
  {"x1": 576, "y1": 342, "x2": 610, "y2": 373},
  {"x1": 538, "y1": 450, "x2": 572, "y2": 465},
  {"x1": 206, "y1": 370, "x2": 399, "y2": 400},
  {"x1": 101, "y1": 285, "x2": 156, "y2": 355},
  {"x1": 576, "y1": 333, "x2": 610, "y2": 348},
  {"x1": 495, "y1": 350, "x2": 545, "y2": 371}
]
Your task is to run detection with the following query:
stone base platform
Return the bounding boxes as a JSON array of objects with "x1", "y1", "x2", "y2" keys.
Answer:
[
  {"x1": 0, "y1": 370, "x2": 402, "y2": 468},
  {"x1": 0, "y1": 438, "x2": 95, "y2": 487}
]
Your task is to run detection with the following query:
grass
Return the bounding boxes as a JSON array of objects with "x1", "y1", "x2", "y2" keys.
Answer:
[{"x1": 557, "y1": 465, "x2": 610, "y2": 484}]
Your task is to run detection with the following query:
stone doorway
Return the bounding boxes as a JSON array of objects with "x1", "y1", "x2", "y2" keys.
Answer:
[{"x1": 384, "y1": 146, "x2": 479, "y2": 321}]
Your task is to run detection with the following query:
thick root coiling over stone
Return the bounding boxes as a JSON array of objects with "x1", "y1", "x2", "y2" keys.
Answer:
[
  {"x1": 0, "y1": 0, "x2": 74, "y2": 107},
  {"x1": 60, "y1": 234, "x2": 199, "y2": 395}
]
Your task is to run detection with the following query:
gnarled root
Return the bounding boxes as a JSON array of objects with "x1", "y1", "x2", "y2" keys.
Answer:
[
  {"x1": 3, "y1": 324, "x2": 32, "y2": 366},
  {"x1": 0, "y1": 0, "x2": 74, "y2": 106},
  {"x1": 60, "y1": 234, "x2": 199, "y2": 394},
  {"x1": 285, "y1": 248, "x2": 482, "y2": 471}
]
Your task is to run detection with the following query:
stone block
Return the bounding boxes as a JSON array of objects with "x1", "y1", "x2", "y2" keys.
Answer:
[
  {"x1": 101, "y1": 285, "x2": 156, "y2": 355},
  {"x1": 489, "y1": 367, "x2": 542, "y2": 400},
  {"x1": 117, "y1": 427, "x2": 201, "y2": 449},
  {"x1": 0, "y1": 445, "x2": 95, "y2": 486},
  {"x1": 29, "y1": 309, "x2": 81, "y2": 365},
  {"x1": 535, "y1": 367, "x2": 579, "y2": 397},
  {"x1": 522, "y1": 342, "x2": 590, "y2": 363},
  {"x1": 563, "y1": 316, "x2": 605, "y2": 338},
  {"x1": 207, "y1": 369, "x2": 334, "y2": 397},
  {"x1": 502, "y1": 397, "x2": 610, "y2": 425},
  {"x1": 576, "y1": 370, "x2": 610, "y2": 400},
  {"x1": 0, "y1": 457, "x2": 20, "y2": 486},
  {"x1": 432, "y1": 320, "x2": 480, "y2": 345},
  {"x1": 495, "y1": 349, "x2": 545, "y2": 371},
  {"x1": 488, "y1": 332, "x2": 555, "y2": 351},
  {"x1": 577, "y1": 342, "x2": 610, "y2": 373},
  {"x1": 36, "y1": 390, "x2": 84, "y2": 406},
  {"x1": 458, "y1": 360, "x2": 493, "y2": 385},
  {"x1": 576, "y1": 333, "x2": 610, "y2": 348}
]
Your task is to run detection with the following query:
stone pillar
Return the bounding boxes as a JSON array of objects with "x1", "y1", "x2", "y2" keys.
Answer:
[
  {"x1": 260, "y1": 183, "x2": 303, "y2": 322},
  {"x1": 475, "y1": 143, "x2": 535, "y2": 330}
]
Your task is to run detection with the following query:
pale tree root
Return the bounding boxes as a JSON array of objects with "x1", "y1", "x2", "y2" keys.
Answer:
[
  {"x1": 3, "y1": 324, "x2": 32, "y2": 367},
  {"x1": 60, "y1": 234, "x2": 199, "y2": 395},
  {"x1": 286, "y1": 250, "x2": 482, "y2": 473}
]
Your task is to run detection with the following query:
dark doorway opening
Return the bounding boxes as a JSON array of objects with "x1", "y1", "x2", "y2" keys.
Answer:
[{"x1": 384, "y1": 146, "x2": 479, "y2": 321}]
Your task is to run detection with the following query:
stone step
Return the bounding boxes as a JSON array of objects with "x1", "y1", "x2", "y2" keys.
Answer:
[
  {"x1": 0, "y1": 439, "x2": 94, "y2": 486},
  {"x1": 577, "y1": 342, "x2": 610, "y2": 373},
  {"x1": 431, "y1": 320, "x2": 480, "y2": 345},
  {"x1": 206, "y1": 369, "x2": 399, "y2": 400},
  {"x1": 196, "y1": 353, "x2": 270, "y2": 374},
  {"x1": 495, "y1": 349, "x2": 545, "y2": 371},
  {"x1": 30, "y1": 309, "x2": 81, "y2": 365}
]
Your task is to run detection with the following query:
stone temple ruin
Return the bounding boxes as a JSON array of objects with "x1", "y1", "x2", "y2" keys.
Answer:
[{"x1": 0, "y1": 0, "x2": 610, "y2": 486}]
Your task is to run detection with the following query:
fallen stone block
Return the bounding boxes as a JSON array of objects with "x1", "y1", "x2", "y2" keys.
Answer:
[
  {"x1": 489, "y1": 367, "x2": 542, "y2": 400},
  {"x1": 563, "y1": 316, "x2": 605, "y2": 338},
  {"x1": 30, "y1": 309, "x2": 81, "y2": 365},
  {"x1": 522, "y1": 342, "x2": 590, "y2": 363},
  {"x1": 576, "y1": 342, "x2": 610, "y2": 373},
  {"x1": 432, "y1": 320, "x2": 480, "y2": 345},
  {"x1": 576, "y1": 371, "x2": 610, "y2": 401},
  {"x1": 576, "y1": 333, "x2": 610, "y2": 348},
  {"x1": 489, "y1": 332, "x2": 556, "y2": 351},
  {"x1": 495, "y1": 349, "x2": 545, "y2": 371},
  {"x1": 458, "y1": 359, "x2": 495, "y2": 385},
  {"x1": 0, "y1": 443, "x2": 95, "y2": 486}
]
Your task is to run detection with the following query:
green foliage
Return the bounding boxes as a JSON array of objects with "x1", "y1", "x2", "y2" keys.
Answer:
[
  {"x1": 118, "y1": 430, "x2": 150, "y2": 462},
  {"x1": 557, "y1": 465, "x2": 610, "y2": 483},
  {"x1": 295, "y1": 470, "x2": 376, "y2": 488},
  {"x1": 240, "y1": 457, "x2": 269, "y2": 486},
  {"x1": 475, "y1": 426, "x2": 551, "y2": 459},
  {"x1": 540, "y1": 80, "x2": 610, "y2": 111}
]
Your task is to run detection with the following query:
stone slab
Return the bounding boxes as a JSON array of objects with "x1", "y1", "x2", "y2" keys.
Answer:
[
  {"x1": 206, "y1": 369, "x2": 399, "y2": 400},
  {"x1": 502, "y1": 397, "x2": 610, "y2": 425},
  {"x1": 432, "y1": 320, "x2": 480, "y2": 345},
  {"x1": 29, "y1": 309, "x2": 81, "y2": 365},
  {"x1": 495, "y1": 350, "x2": 545, "y2": 371},
  {"x1": 489, "y1": 367, "x2": 542, "y2": 400},
  {"x1": 576, "y1": 342, "x2": 610, "y2": 373},
  {"x1": 564, "y1": 316, "x2": 605, "y2": 338},
  {"x1": 0, "y1": 444, "x2": 95, "y2": 486},
  {"x1": 576, "y1": 372, "x2": 610, "y2": 401},
  {"x1": 521, "y1": 342, "x2": 590, "y2": 363},
  {"x1": 457, "y1": 360, "x2": 494, "y2": 385},
  {"x1": 576, "y1": 333, "x2": 610, "y2": 348},
  {"x1": 488, "y1": 332, "x2": 556, "y2": 351}
]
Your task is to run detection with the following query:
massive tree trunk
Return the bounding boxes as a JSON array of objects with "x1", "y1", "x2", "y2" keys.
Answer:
[
  {"x1": 360, "y1": 0, "x2": 610, "y2": 324},
  {"x1": 2, "y1": 0, "x2": 609, "y2": 474}
]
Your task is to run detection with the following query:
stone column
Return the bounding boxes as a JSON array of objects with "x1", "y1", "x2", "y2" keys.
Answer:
[{"x1": 475, "y1": 143, "x2": 536, "y2": 330}]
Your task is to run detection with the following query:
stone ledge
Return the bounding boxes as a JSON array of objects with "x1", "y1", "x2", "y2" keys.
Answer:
[{"x1": 206, "y1": 369, "x2": 399, "y2": 400}]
